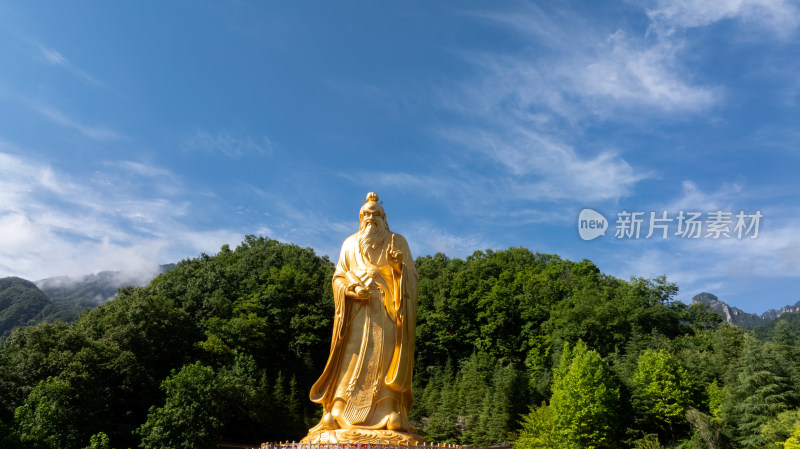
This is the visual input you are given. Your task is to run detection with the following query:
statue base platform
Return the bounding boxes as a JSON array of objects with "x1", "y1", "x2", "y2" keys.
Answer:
[{"x1": 300, "y1": 429, "x2": 425, "y2": 445}]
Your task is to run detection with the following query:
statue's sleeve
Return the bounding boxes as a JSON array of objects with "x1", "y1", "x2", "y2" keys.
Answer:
[
  {"x1": 332, "y1": 240, "x2": 352, "y2": 339},
  {"x1": 309, "y1": 237, "x2": 353, "y2": 404},
  {"x1": 385, "y1": 234, "x2": 417, "y2": 392}
]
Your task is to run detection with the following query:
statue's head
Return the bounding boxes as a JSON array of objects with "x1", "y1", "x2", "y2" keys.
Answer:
[
  {"x1": 359, "y1": 192, "x2": 387, "y2": 228},
  {"x1": 357, "y1": 193, "x2": 390, "y2": 254}
]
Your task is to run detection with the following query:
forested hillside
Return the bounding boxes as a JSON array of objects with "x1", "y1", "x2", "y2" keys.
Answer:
[
  {"x1": 0, "y1": 278, "x2": 51, "y2": 337},
  {"x1": 1, "y1": 236, "x2": 799, "y2": 449},
  {"x1": 0, "y1": 278, "x2": 104, "y2": 338}
]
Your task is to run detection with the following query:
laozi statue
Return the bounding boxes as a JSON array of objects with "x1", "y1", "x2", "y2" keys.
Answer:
[{"x1": 301, "y1": 192, "x2": 423, "y2": 444}]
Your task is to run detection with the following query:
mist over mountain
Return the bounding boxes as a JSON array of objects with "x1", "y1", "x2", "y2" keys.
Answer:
[
  {"x1": 36, "y1": 264, "x2": 176, "y2": 304},
  {"x1": 0, "y1": 264, "x2": 176, "y2": 337},
  {"x1": 691, "y1": 292, "x2": 800, "y2": 327}
]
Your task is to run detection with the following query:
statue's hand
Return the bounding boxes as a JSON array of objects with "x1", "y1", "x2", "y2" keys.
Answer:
[
  {"x1": 346, "y1": 283, "x2": 370, "y2": 300},
  {"x1": 354, "y1": 285, "x2": 371, "y2": 300},
  {"x1": 387, "y1": 234, "x2": 403, "y2": 269}
]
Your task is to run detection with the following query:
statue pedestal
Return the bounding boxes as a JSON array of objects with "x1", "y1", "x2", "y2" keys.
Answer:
[{"x1": 300, "y1": 429, "x2": 424, "y2": 445}]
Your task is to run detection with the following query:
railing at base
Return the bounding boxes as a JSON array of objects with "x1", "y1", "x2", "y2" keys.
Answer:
[{"x1": 258, "y1": 442, "x2": 463, "y2": 449}]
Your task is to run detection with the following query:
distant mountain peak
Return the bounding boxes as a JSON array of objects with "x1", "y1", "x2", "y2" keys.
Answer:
[
  {"x1": 0, "y1": 276, "x2": 40, "y2": 291},
  {"x1": 691, "y1": 292, "x2": 800, "y2": 327}
]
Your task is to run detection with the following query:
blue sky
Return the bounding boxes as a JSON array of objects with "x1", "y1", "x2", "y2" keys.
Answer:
[{"x1": 1, "y1": 1, "x2": 799, "y2": 314}]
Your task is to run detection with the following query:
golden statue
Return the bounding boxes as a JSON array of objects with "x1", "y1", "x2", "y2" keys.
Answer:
[{"x1": 302, "y1": 192, "x2": 422, "y2": 444}]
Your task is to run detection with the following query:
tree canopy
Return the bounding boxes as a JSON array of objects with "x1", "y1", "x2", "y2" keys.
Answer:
[{"x1": 0, "y1": 237, "x2": 798, "y2": 448}]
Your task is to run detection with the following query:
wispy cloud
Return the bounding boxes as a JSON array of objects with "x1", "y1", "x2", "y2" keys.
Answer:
[
  {"x1": 182, "y1": 128, "x2": 273, "y2": 158},
  {"x1": 419, "y1": 3, "x2": 728, "y2": 214},
  {"x1": 38, "y1": 44, "x2": 109, "y2": 89},
  {"x1": 442, "y1": 126, "x2": 649, "y2": 203},
  {"x1": 33, "y1": 103, "x2": 120, "y2": 141},
  {"x1": 108, "y1": 161, "x2": 175, "y2": 178},
  {"x1": 460, "y1": 6, "x2": 721, "y2": 122},
  {"x1": 574, "y1": 31, "x2": 719, "y2": 113},
  {"x1": 342, "y1": 128, "x2": 645, "y2": 215},
  {"x1": 339, "y1": 163, "x2": 615, "y2": 226},
  {"x1": 336, "y1": 169, "x2": 504, "y2": 219},
  {"x1": 404, "y1": 221, "x2": 494, "y2": 259},
  {"x1": 646, "y1": 0, "x2": 800, "y2": 39},
  {"x1": 103, "y1": 160, "x2": 183, "y2": 196},
  {"x1": 264, "y1": 197, "x2": 356, "y2": 258},
  {"x1": 662, "y1": 180, "x2": 744, "y2": 212}
]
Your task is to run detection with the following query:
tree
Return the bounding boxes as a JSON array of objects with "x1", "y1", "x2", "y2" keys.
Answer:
[
  {"x1": 760, "y1": 408, "x2": 800, "y2": 448},
  {"x1": 15, "y1": 376, "x2": 81, "y2": 449},
  {"x1": 423, "y1": 362, "x2": 460, "y2": 444},
  {"x1": 722, "y1": 337, "x2": 798, "y2": 448},
  {"x1": 5, "y1": 237, "x2": 787, "y2": 448},
  {"x1": 138, "y1": 362, "x2": 235, "y2": 449},
  {"x1": 480, "y1": 363, "x2": 525, "y2": 445},
  {"x1": 457, "y1": 352, "x2": 491, "y2": 446},
  {"x1": 784, "y1": 425, "x2": 800, "y2": 449},
  {"x1": 550, "y1": 340, "x2": 619, "y2": 449},
  {"x1": 632, "y1": 433, "x2": 667, "y2": 449},
  {"x1": 630, "y1": 349, "x2": 692, "y2": 442},
  {"x1": 86, "y1": 432, "x2": 112, "y2": 449},
  {"x1": 514, "y1": 403, "x2": 557, "y2": 449},
  {"x1": 706, "y1": 380, "x2": 726, "y2": 420}
]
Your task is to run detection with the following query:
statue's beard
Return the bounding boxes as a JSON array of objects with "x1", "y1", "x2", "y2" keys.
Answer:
[{"x1": 357, "y1": 219, "x2": 389, "y2": 262}]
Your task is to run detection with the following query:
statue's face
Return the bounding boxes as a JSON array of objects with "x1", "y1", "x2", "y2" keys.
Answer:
[
  {"x1": 357, "y1": 203, "x2": 389, "y2": 254},
  {"x1": 360, "y1": 203, "x2": 385, "y2": 227}
]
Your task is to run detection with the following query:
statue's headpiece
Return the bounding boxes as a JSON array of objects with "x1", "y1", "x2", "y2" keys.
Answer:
[
  {"x1": 363, "y1": 192, "x2": 383, "y2": 204},
  {"x1": 360, "y1": 192, "x2": 385, "y2": 218}
]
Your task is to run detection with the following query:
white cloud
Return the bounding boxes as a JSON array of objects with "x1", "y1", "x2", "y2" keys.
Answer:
[
  {"x1": 576, "y1": 31, "x2": 720, "y2": 113},
  {"x1": 182, "y1": 128, "x2": 273, "y2": 158},
  {"x1": 423, "y1": 4, "x2": 729, "y2": 212},
  {"x1": 40, "y1": 46, "x2": 67, "y2": 65},
  {"x1": 464, "y1": 6, "x2": 720, "y2": 122},
  {"x1": 443, "y1": 126, "x2": 648, "y2": 203},
  {"x1": 662, "y1": 180, "x2": 744, "y2": 212},
  {"x1": 647, "y1": 0, "x2": 800, "y2": 38},
  {"x1": 0, "y1": 150, "x2": 249, "y2": 281},
  {"x1": 109, "y1": 161, "x2": 175, "y2": 179}
]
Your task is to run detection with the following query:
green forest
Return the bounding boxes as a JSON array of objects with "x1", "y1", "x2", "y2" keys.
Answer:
[{"x1": 2, "y1": 236, "x2": 800, "y2": 449}]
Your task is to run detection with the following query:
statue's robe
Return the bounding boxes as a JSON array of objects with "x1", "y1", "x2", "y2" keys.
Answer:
[{"x1": 309, "y1": 232, "x2": 418, "y2": 431}]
